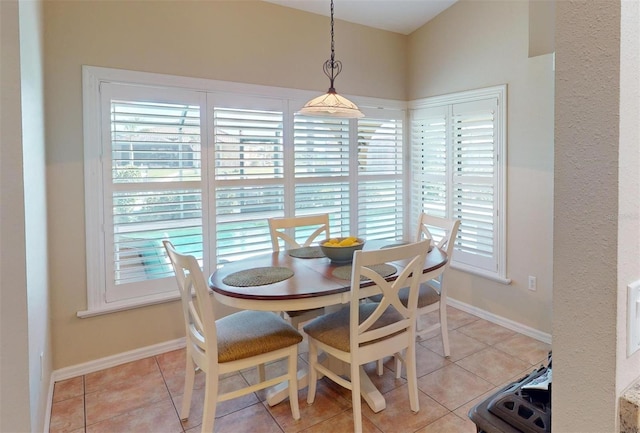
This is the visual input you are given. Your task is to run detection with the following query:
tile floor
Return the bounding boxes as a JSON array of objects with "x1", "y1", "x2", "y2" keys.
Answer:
[{"x1": 49, "y1": 307, "x2": 551, "y2": 433}]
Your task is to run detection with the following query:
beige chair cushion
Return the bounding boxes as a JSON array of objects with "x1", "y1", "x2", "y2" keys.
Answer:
[
  {"x1": 217, "y1": 310, "x2": 303, "y2": 363},
  {"x1": 303, "y1": 303, "x2": 404, "y2": 352},
  {"x1": 369, "y1": 282, "x2": 440, "y2": 308}
]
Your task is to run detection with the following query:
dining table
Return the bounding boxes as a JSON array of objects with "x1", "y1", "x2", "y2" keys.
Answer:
[{"x1": 208, "y1": 239, "x2": 448, "y2": 413}]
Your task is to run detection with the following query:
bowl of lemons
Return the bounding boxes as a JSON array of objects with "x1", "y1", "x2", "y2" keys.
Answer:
[{"x1": 320, "y1": 236, "x2": 365, "y2": 264}]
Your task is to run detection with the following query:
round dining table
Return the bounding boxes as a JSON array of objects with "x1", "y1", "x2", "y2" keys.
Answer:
[{"x1": 208, "y1": 239, "x2": 448, "y2": 413}]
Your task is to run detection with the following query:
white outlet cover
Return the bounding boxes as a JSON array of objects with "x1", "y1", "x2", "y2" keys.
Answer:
[{"x1": 628, "y1": 281, "x2": 640, "y2": 357}]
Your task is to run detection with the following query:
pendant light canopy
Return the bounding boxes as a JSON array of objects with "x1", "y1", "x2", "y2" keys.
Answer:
[{"x1": 299, "y1": 0, "x2": 364, "y2": 119}]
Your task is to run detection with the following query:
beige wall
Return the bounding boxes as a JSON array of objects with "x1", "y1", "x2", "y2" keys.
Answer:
[
  {"x1": 408, "y1": 1, "x2": 555, "y2": 334},
  {"x1": 44, "y1": 0, "x2": 407, "y2": 368}
]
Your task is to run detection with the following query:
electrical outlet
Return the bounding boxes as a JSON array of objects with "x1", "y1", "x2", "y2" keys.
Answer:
[
  {"x1": 528, "y1": 276, "x2": 537, "y2": 291},
  {"x1": 628, "y1": 281, "x2": 640, "y2": 357}
]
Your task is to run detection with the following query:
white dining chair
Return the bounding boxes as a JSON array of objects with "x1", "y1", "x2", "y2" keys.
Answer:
[
  {"x1": 303, "y1": 240, "x2": 431, "y2": 433},
  {"x1": 163, "y1": 240, "x2": 303, "y2": 433},
  {"x1": 374, "y1": 213, "x2": 460, "y2": 360},
  {"x1": 268, "y1": 214, "x2": 330, "y2": 329},
  {"x1": 268, "y1": 214, "x2": 330, "y2": 252},
  {"x1": 412, "y1": 213, "x2": 460, "y2": 353}
]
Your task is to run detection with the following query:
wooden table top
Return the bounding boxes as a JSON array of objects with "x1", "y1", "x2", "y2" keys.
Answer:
[{"x1": 208, "y1": 239, "x2": 447, "y2": 302}]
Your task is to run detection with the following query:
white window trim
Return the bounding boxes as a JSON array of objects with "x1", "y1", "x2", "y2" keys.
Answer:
[
  {"x1": 80, "y1": 65, "x2": 407, "y2": 317},
  {"x1": 409, "y1": 85, "x2": 510, "y2": 284}
]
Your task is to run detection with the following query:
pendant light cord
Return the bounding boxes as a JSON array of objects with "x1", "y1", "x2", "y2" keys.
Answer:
[{"x1": 323, "y1": 0, "x2": 342, "y2": 92}]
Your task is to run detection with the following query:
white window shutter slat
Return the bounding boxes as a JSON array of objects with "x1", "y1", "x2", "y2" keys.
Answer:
[
  {"x1": 357, "y1": 118, "x2": 404, "y2": 240},
  {"x1": 411, "y1": 89, "x2": 505, "y2": 278},
  {"x1": 107, "y1": 95, "x2": 204, "y2": 302},
  {"x1": 213, "y1": 106, "x2": 285, "y2": 263}
]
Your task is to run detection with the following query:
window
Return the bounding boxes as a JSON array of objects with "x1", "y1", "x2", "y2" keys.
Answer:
[
  {"x1": 409, "y1": 86, "x2": 508, "y2": 282},
  {"x1": 81, "y1": 66, "x2": 406, "y2": 315}
]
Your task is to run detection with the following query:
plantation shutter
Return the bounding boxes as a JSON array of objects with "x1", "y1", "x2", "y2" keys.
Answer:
[
  {"x1": 410, "y1": 106, "x2": 448, "y2": 221},
  {"x1": 410, "y1": 93, "x2": 502, "y2": 276},
  {"x1": 357, "y1": 117, "x2": 404, "y2": 240},
  {"x1": 212, "y1": 95, "x2": 286, "y2": 263},
  {"x1": 293, "y1": 115, "x2": 351, "y2": 236},
  {"x1": 451, "y1": 98, "x2": 498, "y2": 271},
  {"x1": 103, "y1": 84, "x2": 205, "y2": 303}
]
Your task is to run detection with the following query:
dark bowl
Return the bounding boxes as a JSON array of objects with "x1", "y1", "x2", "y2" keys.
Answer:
[{"x1": 320, "y1": 237, "x2": 365, "y2": 263}]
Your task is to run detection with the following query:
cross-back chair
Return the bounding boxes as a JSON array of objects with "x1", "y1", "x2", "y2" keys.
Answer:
[
  {"x1": 371, "y1": 212, "x2": 460, "y2": 379},
  {"x1": 303, "y1": 240, "x2": 431, "y2": 433},
  {"x1": 163, "y1": 240, "x2": 303, "y2": 433},
  {"x1": 268, "y1": 214, "x2": 330, "y2": 328},
  {"x1": 413, "y1": 213, "x2": 460, "y2": 354},
  {"x1": 268, "y1": 214, "x2": 330, "y2": 252}
]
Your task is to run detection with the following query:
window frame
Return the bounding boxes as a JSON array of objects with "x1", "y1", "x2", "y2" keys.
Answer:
[
  {"x1": 408, "y1": 85, "x2": 510, "y2": 284},
  {"x1": 80, "y1": 66, "x2": 407, "y2": 317}
]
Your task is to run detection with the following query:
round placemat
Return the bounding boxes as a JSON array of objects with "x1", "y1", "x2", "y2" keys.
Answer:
[
  {"x1": 222, "y1": 266, "x2": 294, "y2": 287},
  {"x1": 332, "y1": 263, "x2": 397, "y2": 281},
  {"x1": 288, "y1": 246, "x2": 325, "y2": 259}
]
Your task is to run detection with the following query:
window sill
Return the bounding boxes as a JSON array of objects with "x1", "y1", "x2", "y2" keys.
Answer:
[
  {"x1": 77, "y1": 292, "x2": 181, "y2": 318},
  {"x1": 450, "y1": 262, "x2": 512, "y2": 285}
]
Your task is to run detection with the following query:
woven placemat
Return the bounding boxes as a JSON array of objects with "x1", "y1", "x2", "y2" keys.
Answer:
[
  {"x1": 332, "y1": 263, "x2": 397, "y2": 281},
  {"x1": 222, "y1": 266, "x2": 294, "y2": 287},
  {"x1": 288, "y1": 246, "x2": 325, "y2": 259}
]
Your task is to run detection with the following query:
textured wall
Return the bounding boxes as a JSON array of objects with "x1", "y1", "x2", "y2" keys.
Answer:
[
  {"x1": 554, "y1": 1, "x2": 620, "y2": 431},
  {"x1": 617, "y1": 0, "x2": 640, "y2": 396}
]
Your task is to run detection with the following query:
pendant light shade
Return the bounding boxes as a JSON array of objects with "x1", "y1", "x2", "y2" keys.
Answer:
[
  {"x1": 299, "y1": 0, "x2": 364, "y2": 119},
  {"x1": 300, "y1": 89, "x2": 364, "y2": 118}
]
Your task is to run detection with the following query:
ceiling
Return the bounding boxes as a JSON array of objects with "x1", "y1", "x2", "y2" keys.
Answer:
[{"x1": 263, "y1": 0, "x2": 458, "y2": 35}]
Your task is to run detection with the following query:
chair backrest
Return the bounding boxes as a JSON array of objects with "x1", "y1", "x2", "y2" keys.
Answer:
[
  {"x1": 268, "y1": 214, "x2": 330, "y2": 252},
  {"x1": 350, "y1": 239, "x2": 431, "y2": 352},
  {"x1": 163, "y1": 240, "x2": 218, "y2": 366},
  {"x1": 416, "y1": 213, "x2": 461, "y2": 261}
]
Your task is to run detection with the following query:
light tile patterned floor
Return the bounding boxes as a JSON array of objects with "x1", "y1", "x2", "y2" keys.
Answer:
[{"x1": 49, "y1": 307, "x2": 551, "y2": 433}]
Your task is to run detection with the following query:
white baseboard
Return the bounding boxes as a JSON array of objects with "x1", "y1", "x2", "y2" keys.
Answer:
[
  {"x1": 51, "y1": 337, "x2": 186, "y2": 382},
  {"x1": 447, "y1": 298, "x2": 552, "y2": 345}
]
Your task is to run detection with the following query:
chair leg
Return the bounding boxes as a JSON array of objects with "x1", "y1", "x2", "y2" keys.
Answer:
[
  {"x1": 405, "y1": 342, "x2": 420, "y2": 413},
  {"x1": 287, "y1": 348, "x2": 301, "y2": 420},
  {"x1": 376, "y1": 358, "x2": 384, "y2": 376},
  {"x1": 257, "y1": 363, "x2": 266, "y2": 383},
  {"x1": 439, "y1": 302, "x2": 450, "y2": 357},
  {"x1": 180, "y1": 355, "x2": 196, "y2": 420},
  {"x1": 200, "y1": 372, "x2": 218, "y2": 433},
  {"x1": 306, "y1": 340, "x2": 318, "y2": 404},
  {"x1": 395, "y1": 353, "x2": 402, "y2": 379},
  {"x1": 350, "y1": 362, "x2": 363, "y2": 433}
]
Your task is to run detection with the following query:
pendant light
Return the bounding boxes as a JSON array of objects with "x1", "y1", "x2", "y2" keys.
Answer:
[{"x1": 299, "y1": 0, "x2": 364, "y2": 118}]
